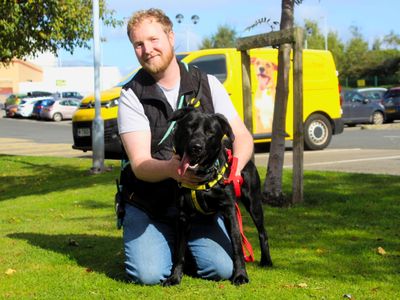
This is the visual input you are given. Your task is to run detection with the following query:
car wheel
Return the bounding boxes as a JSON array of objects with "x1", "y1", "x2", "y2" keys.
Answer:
[
  {"x1": 304, "y1": 114, "x2": 332, "y2": 150},
  {"x1": 371, "y1": 111, "x2": 384, "y2": 125},
  {"x1": 52, "y1": 113, "x2": 63, "y2": 122}
]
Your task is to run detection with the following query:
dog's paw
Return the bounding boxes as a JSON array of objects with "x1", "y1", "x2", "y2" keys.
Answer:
[
  {"x1": 260, "y1": 251, "x2": 272, "y2": 267},
  {"x1": 260, "y1": 256, "x2": 273, "y2": 267},
  {"x1": 231, "y1": 272, "x2": 249, "y2": 285},
  {"x1": 162, "y1": 275, "x2": 182, "y2": 287}
]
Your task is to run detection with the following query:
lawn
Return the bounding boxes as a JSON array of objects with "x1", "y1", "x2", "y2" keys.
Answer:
[{"x1": 0, "y1": 155, "x2": 399, "y2": 299}]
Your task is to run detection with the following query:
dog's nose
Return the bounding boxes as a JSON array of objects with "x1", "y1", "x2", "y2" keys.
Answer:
[
  {"x1": 190, "y1": 144, "x2": 202, "y2": 155},
  {"x1": 259, "y1": 67, "x2": 265, "y2": 73}
]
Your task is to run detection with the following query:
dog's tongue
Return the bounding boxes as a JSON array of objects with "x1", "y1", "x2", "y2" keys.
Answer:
[{"x1": 178, "y1": 153, "x2": 190, "y2": 176}]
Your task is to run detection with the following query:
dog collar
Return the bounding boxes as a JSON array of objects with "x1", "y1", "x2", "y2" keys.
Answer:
[{"x1": 179, "y1": 162, "x2": 228, "y2": 191}]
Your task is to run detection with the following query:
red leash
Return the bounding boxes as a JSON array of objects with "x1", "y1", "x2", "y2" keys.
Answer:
[
  {"x1": 224, "y1": 149, "x2": 255, "y2": 263},
  {"x1": 235, "y1": 203, "x2": 255, "y2": 262}
]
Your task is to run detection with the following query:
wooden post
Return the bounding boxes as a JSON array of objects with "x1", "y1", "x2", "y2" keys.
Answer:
[
  {"x1": 240, "y1": 50, "x2": 253, "y2": 135},
  {"x1": 237, "y1": 27, "x2": 305, "y2": 204},
  {"x1": 292, "y1": 27, "x2": 304, "y2": 203},
  {"x1": 240, "y1": 50, "x2": 254, "y2": 161}
]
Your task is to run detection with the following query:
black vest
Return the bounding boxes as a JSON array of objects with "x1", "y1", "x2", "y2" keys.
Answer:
[{"x1": 120, "y1": 62, "x2": 214, "y2": 219}]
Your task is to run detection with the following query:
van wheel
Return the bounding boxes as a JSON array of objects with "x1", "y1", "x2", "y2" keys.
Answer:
[
  {"x1": 304, "y1": 114, "x2": 332, "y2": 150},
  {"x1": 371, "y1": 111, "x2": 384, "y2": 125},
  {"x1": 53, "y1": 113, "x2": 63, "y2": 122}
]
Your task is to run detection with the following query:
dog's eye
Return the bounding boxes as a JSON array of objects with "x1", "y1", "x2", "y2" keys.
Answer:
[{"x1": 205, "y1": 129, "x2": 214, "y2": 137}]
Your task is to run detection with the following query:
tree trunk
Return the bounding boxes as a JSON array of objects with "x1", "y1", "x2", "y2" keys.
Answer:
[{"x1": 263, "y1": 0, "x2": 294, "y2": 207}]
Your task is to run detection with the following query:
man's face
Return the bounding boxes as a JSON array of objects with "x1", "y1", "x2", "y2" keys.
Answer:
[{"x1": 130, "y1": 19, "x2": 174, "y2": 75}]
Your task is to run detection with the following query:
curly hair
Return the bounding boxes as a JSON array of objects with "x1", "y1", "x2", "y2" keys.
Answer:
[{"x1": 127, "y1": 8, "x2": 173, "y2": 42}]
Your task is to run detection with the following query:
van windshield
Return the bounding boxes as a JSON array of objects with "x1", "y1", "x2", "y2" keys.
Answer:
[{"x1": 188, "y1": 55, "x2": 227, "y2": 83}]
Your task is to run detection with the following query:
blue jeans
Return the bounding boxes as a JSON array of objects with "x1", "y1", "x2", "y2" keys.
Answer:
[{"x1": 123, "y1": 204, "x2": 233, "y2": 285}]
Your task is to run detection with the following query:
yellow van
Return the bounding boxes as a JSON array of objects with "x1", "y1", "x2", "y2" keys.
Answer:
[{"x1": 72, "y1": 48, "x2": 343, "y2": 158}]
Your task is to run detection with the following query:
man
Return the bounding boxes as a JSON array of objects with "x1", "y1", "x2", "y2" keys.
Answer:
[{"x1": 118, "y1": 8, "x2": 254, "y2": 285}]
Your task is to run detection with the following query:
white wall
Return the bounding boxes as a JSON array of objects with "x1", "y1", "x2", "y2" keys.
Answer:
[{"x1": 19, "y1": 66, "x2": 122, "y2": 97}]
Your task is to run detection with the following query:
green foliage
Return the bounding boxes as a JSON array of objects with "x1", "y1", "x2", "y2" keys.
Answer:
[
  {"x1": 304, "y1": 19, "x2": 326, "y2": 49},
  {"x1": 343, "y1": 26, "x2": 369, "y2": 78},
  {"x1": 0, "y1": 0, "x2": 122, "y2": 64},
  {"x1": 0, "y1": 155, "x2": 399, "y2": 298},
  {"x1": 383, "y1": 30, "x2": 400, "y2": 49},
  {"x1": 302, "y1": 21, "x2": 400, "y2": 86},
  {"x1": 199, "y1": 25, "x2": 237, "y2": 49}
]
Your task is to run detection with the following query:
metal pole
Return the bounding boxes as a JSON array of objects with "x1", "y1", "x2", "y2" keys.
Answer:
[
  {"x1": 186, "y1": 26, "x2": 189, "y2": 51},
  {"x1": 324, "y1": 16, "x2": 328, "y2": 50},
  {"x1": 91, "y1": 0, "x2": 105, "y2": 174}
]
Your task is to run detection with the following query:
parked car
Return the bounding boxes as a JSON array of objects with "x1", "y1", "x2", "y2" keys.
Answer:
[
  {"x1": 40, "y1": 98, "x2": 81, "y2": 121},
  {"x1": 381, "y1": 87, "x2": 400, "y2": 122},
  {"x1": 4, "y1": 93, "x2": 28, "y2": 117},
  {"x1": 26, "y1": 91, "x2": 53, "y2": 97},
  {"x1": 356, "y1": 87, "x2": 387, "y2": 103},
  {"x1": 341, "y1": 90, "x2": 385, "y2": 126},
  {"x1": 54, "y1": 91, "x2": 84, "y2": 100},
  {"x1": 31, "y1": 98, "x2": 56, "y2": 119},
  {"x1": 15, "y1": 97, "x2": 52, "y2": 118},
  {"x1": 5, "y1": 104, "x2": 19, "y2": 117}
]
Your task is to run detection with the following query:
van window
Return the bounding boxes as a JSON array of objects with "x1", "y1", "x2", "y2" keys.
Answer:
[{"x1": 188, "y1": 55, "x2": 227, "y2": 83}]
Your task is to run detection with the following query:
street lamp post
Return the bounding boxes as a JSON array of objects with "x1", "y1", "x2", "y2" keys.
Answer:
[
  {"x1": 91, "y1": 0, "x2": 105, "y2": 174},
  {"x1": 175, "y1": 14, "x2": 200, "y2": 51},
  {"x1": 323, "y1": 15, "x2": 328, "y2": 50}
]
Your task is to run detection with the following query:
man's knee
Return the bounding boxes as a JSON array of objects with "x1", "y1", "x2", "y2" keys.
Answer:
[
  {"x1": 197, "y1": 252, "x2": 233, "y2": 280},
  {"x1": 126, "y1": 263, "x2": 169, "y2": 285}
]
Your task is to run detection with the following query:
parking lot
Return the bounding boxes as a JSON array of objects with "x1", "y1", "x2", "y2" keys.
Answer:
[{"x1": 1, "y1": 117, "x2": 399, "y2": 175}]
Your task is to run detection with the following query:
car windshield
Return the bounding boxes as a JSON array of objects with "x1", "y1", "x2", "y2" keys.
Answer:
[
  {"x1": 43, "y1": 100, "x2": 55, "y2": 106},
  {"x1": 385, "y1": 89, "x2": 400, "y2": 98}
]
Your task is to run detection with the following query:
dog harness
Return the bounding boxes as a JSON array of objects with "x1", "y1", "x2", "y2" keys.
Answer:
[{"x1": 180, "y1": 160, "x2": 228, "y2": 215}]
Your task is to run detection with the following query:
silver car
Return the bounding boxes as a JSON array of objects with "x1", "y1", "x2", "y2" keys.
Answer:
[{"x1": 40, "y1": 98, "x2": 80, "y2": 121}]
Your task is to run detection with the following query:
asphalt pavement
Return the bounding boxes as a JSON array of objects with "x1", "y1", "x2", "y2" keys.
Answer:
[{"x1": 1, "y1": 116, "x2": 399, "y2": 175}]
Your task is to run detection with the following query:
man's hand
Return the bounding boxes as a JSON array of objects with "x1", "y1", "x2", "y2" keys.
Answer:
[{"x1": 169, "y1": 154, "x2": 203, "y2": 186}]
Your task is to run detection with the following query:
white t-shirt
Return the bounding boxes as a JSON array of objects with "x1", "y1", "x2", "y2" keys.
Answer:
[{"x1": 118, "y1": 74, "x2": 238, "y2": 134}]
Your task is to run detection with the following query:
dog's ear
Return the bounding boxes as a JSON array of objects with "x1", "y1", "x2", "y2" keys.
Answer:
[
  {"x1": 169, "y1": 107, "x2": 195, "y2": 122},
  {"x1": 215, "y1": 113, "x2": 235, "y2": 143}
]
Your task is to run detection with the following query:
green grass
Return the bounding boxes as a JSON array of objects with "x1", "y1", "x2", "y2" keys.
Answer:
[{"x1": 0, "y1": 154, "x2": 399, "y2": 299}]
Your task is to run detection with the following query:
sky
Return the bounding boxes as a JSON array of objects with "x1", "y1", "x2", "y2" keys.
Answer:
[{"x1": 55, "y1": 0, "x2": 399, "y2": 77}]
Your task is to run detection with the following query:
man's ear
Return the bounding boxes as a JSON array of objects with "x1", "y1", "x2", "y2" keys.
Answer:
[
  {"x1": 168, "y1": 30, "x2": 175, "y2": 47},
  {"x1": 215, "y1": 113, "x2": 235, "y2": 143}
]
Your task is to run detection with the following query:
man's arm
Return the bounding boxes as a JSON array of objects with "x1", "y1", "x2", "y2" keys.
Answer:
[
  {"x1": 120, "y1": 130, "x2": 177, "y2": 182},
  {"x1": 229, "y1": 115, "x2": 254, "y2": 175},
  {"x1": 120, "y1": 130, "x2": 201, "y2": 185}
]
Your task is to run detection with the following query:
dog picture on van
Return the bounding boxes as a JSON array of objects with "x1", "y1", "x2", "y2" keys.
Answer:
[{"x1": 251, "y1": 57, "x2": 277, "y2": 134}]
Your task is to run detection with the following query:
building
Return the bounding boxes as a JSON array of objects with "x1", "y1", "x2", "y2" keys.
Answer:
[
  {"x1": 0, "y1": 52, "x2": 123, "y2": 103},
  {"x1": 0, "y1": 59, "x2": 43, "y2": 101},
  {"x1": 19, "y1": 66, "x2": 122, "y2": 97}
]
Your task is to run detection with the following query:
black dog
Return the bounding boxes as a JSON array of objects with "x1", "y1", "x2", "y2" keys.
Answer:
[{"x1": 162, "y1": 108, "x2": 272, "y2": 286}]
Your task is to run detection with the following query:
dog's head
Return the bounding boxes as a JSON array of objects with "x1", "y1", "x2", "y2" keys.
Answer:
[
  {"x1": 169, "y1": 107, "x2": 235, "y2": 176},
  {"x1": 251, "y1": 57, "x2": 277, "y2": 91}
]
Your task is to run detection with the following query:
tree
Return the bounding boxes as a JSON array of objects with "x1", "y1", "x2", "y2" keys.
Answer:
[
  {"x1": 341, "y1": 26, "x2": 369, "y2": 79},
  {"x1": 263, "y1": 0, "x2": 302, "y2": 207},
  {"x1": 383, "y1": 30, "x2": 400, "y2": 49},
  {"x1": 0, "y1": 0, "x2": 122, "y2": 64},
  {"x1": 327, "y1": 31, "x2": 345, "y2": 75},
  {"x1": 199, "y1": 25, "x2": 237, "y2": 49},
  {"x1": 304, "y1": 19, "x2": 325, "y2": 49}
]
